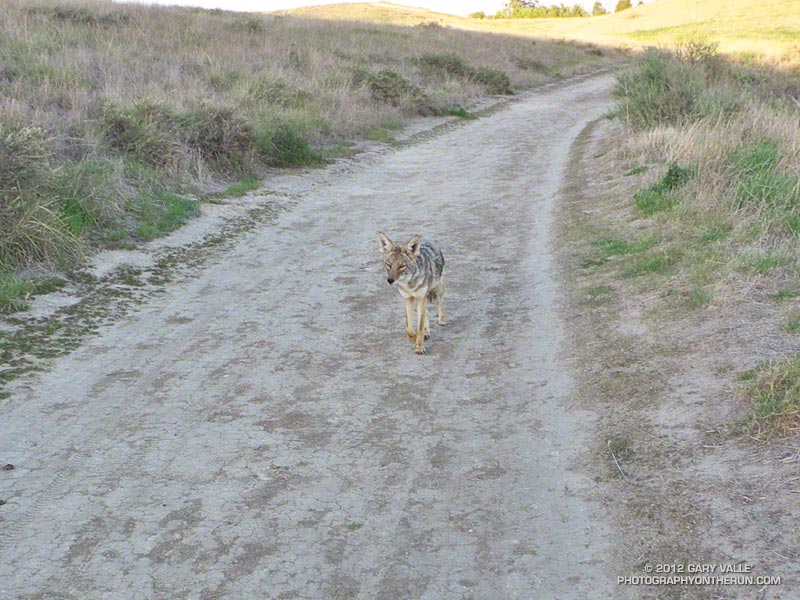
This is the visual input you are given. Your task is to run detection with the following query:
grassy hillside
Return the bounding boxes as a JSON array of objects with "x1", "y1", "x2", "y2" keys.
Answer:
[
  {"x1": 283, "y1": 1, "x2": 459, "y2": 24},
  {"x1": 293, "y1": 1, "x2": 800, "y2": 66},
  {"x1": 0, "y1": 0, "x2": 618, "y2": 309}
]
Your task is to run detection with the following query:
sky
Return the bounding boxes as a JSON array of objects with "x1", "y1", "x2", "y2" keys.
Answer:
[{"x1": 118, "y1": 0, "x2": 627, "y2": 18}]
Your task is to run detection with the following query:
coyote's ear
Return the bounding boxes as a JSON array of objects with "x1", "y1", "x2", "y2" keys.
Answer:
[
  {"x1": 406, "y1": 235, "x2": 421, "y2": 257},
  {"x1": 378, "y1": 232, "x2": 395, "y2": 254}
]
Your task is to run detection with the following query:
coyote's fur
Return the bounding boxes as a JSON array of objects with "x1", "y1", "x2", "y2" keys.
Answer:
[{"x1": 378, "y1": 232, "x2": 445, "y2": 354}]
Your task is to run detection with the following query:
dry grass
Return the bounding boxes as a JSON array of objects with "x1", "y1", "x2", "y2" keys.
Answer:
[
  {"x1": 0, "y1": 0, "x2": 618, "y2": 274},
  {"x1": 740, "y1": 357, "x2": 800, "y2": 440},
  {"x1": 291, "y1": 1, "x2": 800, "y2": 70}
]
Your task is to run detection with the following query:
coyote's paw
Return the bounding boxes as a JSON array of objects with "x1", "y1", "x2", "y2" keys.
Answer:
[
  {"x1": 415, "y1": 345, "x2": 427, "y2": 355},
  {"x1": 438, "y1": 319, "x2": 446, "y2": 326},
  {"x1": 424, "y1": 333, "x2": 431, "y2": 340},
  {"x1": 406, "y1": 329, "x2": 416, "y2": 342}
]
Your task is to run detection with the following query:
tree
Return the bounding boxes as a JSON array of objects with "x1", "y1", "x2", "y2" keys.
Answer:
[
  {"x1": 615, "y1": 0, "x2": 632, "y2": 11},
  {"x1": 592, "y1": 1, "x2": 609, "y2": 15},
  {"x1": 496, "y1": 0, "x2": 589, "y2": 18}
]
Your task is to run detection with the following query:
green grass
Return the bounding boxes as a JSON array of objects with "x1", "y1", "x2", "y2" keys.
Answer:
[
  {"x1": 591, "y1": 235, "x2": 654, "y2": 256},
  {"x1": 134, "y1": 192, "x2": 199, "y2": 240},
  {"x1": 633, "y1": 163, "x2": 692, "y2": 217},
  {"x1": 682, "y1": 286, "x2": 713, "y2": 310},
  {"x1": 624, "y1": 165, "x2": 648, "y2": 176},
  {"x1": 0, "y1": 271, "x2": 33, "y2": 313},
  {"x1": 363, "y1": 126, "x2": 397, "y2": 144},
  {"x1": 412, "y1": 52, "x2": 513, "y2": 95},
  {"x1": 698, "y1": 221, "x2": 729, "y2": 244},
  {"x1": 581, "y1": 234, "x2": 654, "y2": 268},
  {"x1": 773, "y1": 289, "x2": 800, "y2": 302},
  {"x1": 440, "y1": 106, "x2": 477, "y2": 119},
  {"x1": 783, "y1": 311, "x2": 800, "y2": 334},
  {"x1": 586, "y1": 284, "x2": 613, "y2": 297},
  {"x1": 259, "y1": 125, "x2": 324, "y2": 167},
  {"x1": 732, "y1": 138, "x2": 800, "y2": 213},
  {"x1": 622, "y1": 248, "x2": 679, "y2": 278},
  {"x1": 742, "y1": 356, "x2": 800, "y2": 439},
  {"x1": 581, "y1": 284, "x2": 614, "y2": 306},
  {"x1": 738, "y1": 251, "x2": 782, "y2": 275},
  {"x1": 223, "y1": 178, "x2": 261, "y2": 196},
  {"x1": 2, "y1": 0, "x2": 614, "y2": 277}
]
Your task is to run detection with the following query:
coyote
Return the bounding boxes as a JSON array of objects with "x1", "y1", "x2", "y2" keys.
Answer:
[{"x1": 378, "y1": 232, "x2": 446, "y2": 354}]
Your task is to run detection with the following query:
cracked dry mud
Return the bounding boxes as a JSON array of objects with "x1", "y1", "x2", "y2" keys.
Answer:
[{"x1": 0, "y1": 74, "x2": 625, "y2": 599}]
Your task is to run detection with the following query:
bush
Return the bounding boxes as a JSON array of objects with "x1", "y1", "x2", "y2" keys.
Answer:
[
  {"x1": 26, "y1": 5, "x2": 132, "y2": 27},
  {"x1": 101, "y1": 101, "x2": 184, "y2": 167},
  {"x1": 248, "y1": 78, "x2": 300, "y2": 107},
  {"x1": 614, "y1": 49, "x2": 706, "y2": 128},
  {"x1": 356, "y1": 69, "x2": 432, "y2": 114},
  {"x1": 0, "y1": 125, "x2": 81, "y2": 266},
  {"x1": 415, "y1": 53, "x2": 474, "y2": 78},
  {"x1": 257, "y1": 124, "x2": 322, "y2": 167},
  {"x1": 473, "y1": 66, "x2": 513, "y2": 95},
  {"x1": 181, "y1": 105, "x2": 255, "y2": 174},
  {"x1": 414, "y1": 53, "x2": 514, "y2": 95}
]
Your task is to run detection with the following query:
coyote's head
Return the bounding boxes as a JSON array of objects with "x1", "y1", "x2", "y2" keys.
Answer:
[{"x1": 378, "y1": 232, "x2": 421, "y2": 286}]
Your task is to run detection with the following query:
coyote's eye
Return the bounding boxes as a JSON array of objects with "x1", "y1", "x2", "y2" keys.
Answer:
[
  {"x1": 398, "y1": 264, "x2": 406, "y2": 271},
  {"x1": 385, "y1": 262, "x2": 391, "y2": 269}
]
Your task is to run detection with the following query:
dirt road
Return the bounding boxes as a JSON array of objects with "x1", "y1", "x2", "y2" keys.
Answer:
[{"x1": 0, "y1": 74, "x2": 623, "y2": 599}]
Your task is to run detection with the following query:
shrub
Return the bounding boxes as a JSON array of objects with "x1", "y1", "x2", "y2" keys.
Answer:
[
  {"x1": 248, "y1": 78, "x2": 300, "y2": 107},
  {"x1": 414, "y1": 53, "x2": 514, "y2": 95},
  {"x1": 669, "y1": 39, "x2": 720, "y2": 65},
  {"x1": 257, "y1": 124, "x2": 322, "y2": 167},
  {"x1": 0, "y1": 125, "x2": 81, "y2": 266},
  {"x1": 356, "y1": 69, "x2": 432, "y2": 114},
  {"x1": 26, "y1": 5, "x2": 132, "y2": 27},
  {"x1": 415, "y1": 53, "x2": 473, "y2": 78},
  {"x1": 181, "y1": 105, "x2": 255, "y2": 174},
  {"x1": 101, "y1": 101, "x2": 184, "y2": 167},
  {"x1": 473, "y1": 67, "x2": 513, "y2": 95},
  {"x1": 614, "y1": 49, "x2": 706, "y2": 128}
]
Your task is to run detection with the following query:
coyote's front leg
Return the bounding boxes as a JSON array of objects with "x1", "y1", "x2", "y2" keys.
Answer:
[
  {"x1": 415, "y1": 296, "x2": 428, "y2": 354},
  {"x1": 405, "y1": 297, "x2": 415, "y2": 343}
]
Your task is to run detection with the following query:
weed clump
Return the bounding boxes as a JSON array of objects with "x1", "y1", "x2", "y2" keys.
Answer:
[
  {"x1": 133, "y1": 192, "x2": 199, "y2": 240},
  {"x1": 182, "y1": 105, "x2": 256, "y2": 174},
  {"x1": 414, "y1": 52, "x2": 514, "y2": 95},
  {"x1": 731, "y1": 138, "x2": 800, "y2": 211},
  {"x1": 614, "y1": 45, "x2": 737, "y2": 129},
  {"x1": 26, "y1": 5, "x2": 132, "y2": 27},
  {"x1": 741, "y1": 357, "x2": 800, "y2": 439},
  {"x1": 0, "y1": 125, "x2": 81, "y2": 267},
  {"x1": 633, "y1": 163, "x2": 692, "y2": 216},
  {"x1": 355, "y1": 69, "x2": 432, "y2": 114},
  {"x1": 257, "y1": 124, "x2": 323, "y2": 167},
  {"x1": 101, "y1": 101, "x2": 184, "y2": 168}
]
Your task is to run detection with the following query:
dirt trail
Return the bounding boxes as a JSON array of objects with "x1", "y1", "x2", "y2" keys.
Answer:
[{"x1": 0, "y1": 74, "x2": 624, "y2": 599}]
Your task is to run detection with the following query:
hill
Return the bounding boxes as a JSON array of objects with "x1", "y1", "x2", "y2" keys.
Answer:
[
  {"x1": 0, "y1": 0, "x2": 616, "y2": 294},
  {"x1": 280, "y1": 1, "x2": 459, "y2": 25},
  {"x1": 288, "y1": 0, "x2": 800, "y2": 65}
]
